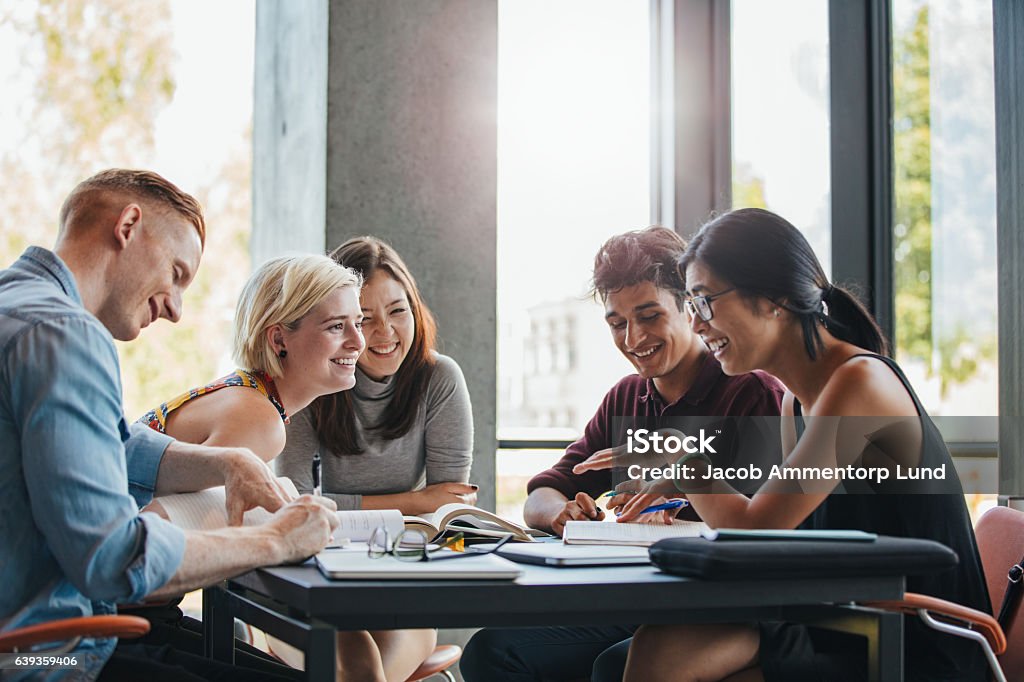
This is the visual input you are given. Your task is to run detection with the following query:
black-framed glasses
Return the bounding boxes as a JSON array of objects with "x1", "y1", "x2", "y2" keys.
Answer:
[
  {"x1": 367, "y1": 526, "x2": 512, "y2": 562},
  {"x1": 685, "y1": 288, "x2": 736, "y2": 322}
]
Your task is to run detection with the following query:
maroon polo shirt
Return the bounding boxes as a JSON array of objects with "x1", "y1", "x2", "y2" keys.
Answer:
[{"x1": 527, "y1": 353, "x2": 785, "y2": 501}]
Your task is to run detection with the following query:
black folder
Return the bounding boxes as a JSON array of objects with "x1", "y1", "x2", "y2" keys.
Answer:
[{"x1": 649, "y1": 535, "x2": 957, "y2": 580}]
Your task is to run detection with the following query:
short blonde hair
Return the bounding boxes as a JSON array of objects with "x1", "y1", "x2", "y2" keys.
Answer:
[{"x1": 233, "y1": 254, "x2": 362, "y2": 377}]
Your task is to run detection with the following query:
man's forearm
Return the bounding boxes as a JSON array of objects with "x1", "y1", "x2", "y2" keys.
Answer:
[
  {"x1": 147, "y1": 525, "x2": 280, "y2": 599},
  {"x1": 523, "y1": 488, "x2": 570, "y2": 532},
  {"x1": 153, "y1": 441, "x2": 239, "y2": 495},
  {"x1": 148, "y1": 496, "x2": 336, "y2": 599}
]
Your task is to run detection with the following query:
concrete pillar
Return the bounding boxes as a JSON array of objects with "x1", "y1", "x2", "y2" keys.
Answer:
[
  {"x1": 254, "y1": 0, "x2": 498, "y2": 511},
  {"x1": 253, "y1": 0, "x2": 329, "y2": 256},
  {"x1": 995, "y1": 0, "x2": 1024, "y2": 499}
]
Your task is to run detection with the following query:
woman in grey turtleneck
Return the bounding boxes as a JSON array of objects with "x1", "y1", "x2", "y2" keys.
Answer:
[
  {"x1": 276, "y1": 236, "x2": 476, "y2": 513},
  {"x1": 274, "y1": 236, "x2": 475, "y2": 681}
]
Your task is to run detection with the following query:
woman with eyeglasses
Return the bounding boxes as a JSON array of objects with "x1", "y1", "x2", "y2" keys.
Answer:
[{"x1": 575, "y1": 208, "x2": 989, "y2": 682}]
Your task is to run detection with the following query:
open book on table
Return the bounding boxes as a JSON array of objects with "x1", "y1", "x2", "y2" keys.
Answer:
[
  {"x1": 403, "y1": 503, "x2": 551, "y2": 543},
  {"x1": 563, "y1": 519, "x2": 708, "y2": 547},
  {"x1": 153, "y1": 482, "x2": 549, "y2": 545},
  {"x1": 153, "y1": 477, "x2": 408, "y2": 545}
]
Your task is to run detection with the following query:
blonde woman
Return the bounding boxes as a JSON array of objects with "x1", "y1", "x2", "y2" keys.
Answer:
[
  {"x1": 140, "y1": 254, "x2": 364, "y2": 459},
  {"x1": 142, "y1": 254, "x2": 435, "y2": 682}
]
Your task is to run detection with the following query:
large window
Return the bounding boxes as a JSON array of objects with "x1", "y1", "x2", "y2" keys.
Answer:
[
  {"x1": 891, "y1": 0, "x2": 998, "y2": 419},
  {"x1": 0, "y1": 1, "x2": 255, "y2": 420},
  {"x1": 496, "y1": 0, "x2": 650, "y2": 521},
  {"x1": 731, "y1": 0, "x2": 831, "y2": 270},
  {"x1": 891, "y1": 0, "x2": 998, "y2": 513}
]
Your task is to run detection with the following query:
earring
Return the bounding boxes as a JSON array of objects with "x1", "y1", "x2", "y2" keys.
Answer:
[
  {"x1": 774, "y1": 309, "x2": 780, "y2": 318},
  {"x1": 278, "y1": 349, "x2": 288, "y2": 359}
]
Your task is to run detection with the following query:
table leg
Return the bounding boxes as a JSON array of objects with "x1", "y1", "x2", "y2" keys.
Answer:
[
  {"x1": 305, "y1": 622, "x2": 336, "y2": 682},
  {"x1": 868, "y1": 610, "x2": 904, "y2": 682},
  {"x1": 202, "y1": 585, "x2": 235, "y2": 664},
  {"x1": 781, "y1": 605, "x2": 903, "y2": 682}
]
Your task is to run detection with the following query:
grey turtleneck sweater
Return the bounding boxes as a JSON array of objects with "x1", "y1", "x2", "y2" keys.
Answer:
[{"x1": 275, "y1": 353, "x2": 474, "y2": 510}]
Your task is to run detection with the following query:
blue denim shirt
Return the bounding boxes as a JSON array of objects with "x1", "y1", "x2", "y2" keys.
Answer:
[{"x1": 0, "y1": 247, "x2": 186, "y2": 681}]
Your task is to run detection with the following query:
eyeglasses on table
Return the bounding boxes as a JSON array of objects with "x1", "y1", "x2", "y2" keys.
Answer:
[{"x1": 367, "y1": 526, "x2": 512, "y2": 562}]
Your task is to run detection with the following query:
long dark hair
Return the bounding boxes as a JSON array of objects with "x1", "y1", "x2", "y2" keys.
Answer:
[
  {"x1": 679, "y1": 208, "x2": 889, "y2": 359},
  {"x1": 311, "y1": 236, "x2": 438, "y2": 455}
]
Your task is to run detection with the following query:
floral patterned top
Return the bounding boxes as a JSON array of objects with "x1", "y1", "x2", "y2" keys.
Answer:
[{"x1": 137, "y1": 369, "x2": 288, "y2": 434}]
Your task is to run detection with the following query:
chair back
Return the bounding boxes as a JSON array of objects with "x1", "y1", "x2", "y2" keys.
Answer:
[{"x1": 975, "y1": 506, "x2": 1024, "y2": 677}]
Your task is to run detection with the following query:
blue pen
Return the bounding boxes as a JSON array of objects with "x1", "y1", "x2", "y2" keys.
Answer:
[{"x1": 635, "y1": 499, "x2": 688, "y2": 515}]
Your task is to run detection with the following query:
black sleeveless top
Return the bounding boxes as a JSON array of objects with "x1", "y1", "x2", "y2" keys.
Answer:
[{"x1": 794, "y1": 354, "x2": 990, "y2": 680}]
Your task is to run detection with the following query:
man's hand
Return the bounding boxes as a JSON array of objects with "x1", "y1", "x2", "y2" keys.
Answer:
[
  {"x1": 573, "y1": 429, "x2": 693, "y2": 475},
  {"x1": 221, "y1": 449, "x2": 295, "y2": 525},
  {"x1": 608, "y1": 479, "x2": 685, "y2": 524},
  {"x1": 149, "y1": 494, "x2": 341, "y2": 599},
  {"x1": 571, "y1": 444, "x2": 627, "y2": 475},
  {"x1": 607, "y1": 494, "x2": 674, "y2": 525},
  {"x1": 411, "y1": 482, "x2": 478, "y2": 514},
  {"x1": 614, "y1": 492, "x2": 675, "y2": 524},
  {"x1": 266, "y1": 495, "x2": 340, "y2": 564},
  {"x1": 550, "y1": 492, "x2": 606, "y2": 536}
]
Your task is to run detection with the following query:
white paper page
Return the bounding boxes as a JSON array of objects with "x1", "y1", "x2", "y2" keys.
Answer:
[
  {"x1": 429, "y1": 502, "x2": 522, "y2": 532},
  {"x1": 334, "y1": 509, "x2": 404, "y2": 542},
  {"x1": 563, "y1": 520, "x2": 707, "y2": 546},
  {"x1": 157, "y1": 477, "x2": 300, "y2": 530},
  {"x1": 427, "y1": 502, "x2": 480, "y2": 527},
  {"x1": 158, "y1": 487, "x2": 231, "y2": 530}
]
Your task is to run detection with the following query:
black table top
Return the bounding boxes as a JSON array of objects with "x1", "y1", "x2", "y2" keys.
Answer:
[{"x1": 225, "y1": 560, "x2": 906, "y2": 630}]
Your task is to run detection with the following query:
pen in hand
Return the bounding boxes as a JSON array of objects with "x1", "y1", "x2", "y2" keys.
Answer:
[
  {"x1": 638, "y1": 499, "x2": 688, "y2": 514},
  {"x1": 617, "y1": 498, "x2": 688, "y2": 517},
  {"x1": 312, "y1": 449, "x2": 322, "y2": 497}
]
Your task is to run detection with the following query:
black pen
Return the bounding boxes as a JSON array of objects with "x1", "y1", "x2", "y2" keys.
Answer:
[{"x1": 312, "y1": 449, "x2": 322, "y2": 497}]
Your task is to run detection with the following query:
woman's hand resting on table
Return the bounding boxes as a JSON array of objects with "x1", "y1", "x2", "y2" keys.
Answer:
[{"x1": 411, "y1": 481, "x2": 478, "y2": 514}]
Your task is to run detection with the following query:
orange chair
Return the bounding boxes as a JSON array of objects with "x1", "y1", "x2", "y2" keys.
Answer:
[
  {"x1": 404, "y1": 644, "x2": 461, "y2": 682},
  {"x1": 866, "y1": 506, "x2": 1024, "y2": 682},
  {"x1": 0, "y1": 615, "x2": 151, "y2": 655}
]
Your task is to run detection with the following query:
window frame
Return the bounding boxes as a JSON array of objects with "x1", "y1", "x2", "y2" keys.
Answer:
[{"x1": 994, "y1": 0, "x2": 1024, "y2": 500}]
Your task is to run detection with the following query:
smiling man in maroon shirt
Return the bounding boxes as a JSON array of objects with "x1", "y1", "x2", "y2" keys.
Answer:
[
  {"x1": 461, "y1": 226, "x2": 784, "y2": 682},
  {"x1": 524, "y1": 226, "x2": 784, "y2": 535}
]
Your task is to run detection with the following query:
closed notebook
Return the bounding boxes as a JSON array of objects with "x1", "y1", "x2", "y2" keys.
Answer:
[
  {"x1": 315, "y1": 547, "x2": 523, "y2": 580},
  {"x1": 563, "y1": 520, "x2": 708, "y2": 547},
  {"x1": 496, "y1": 542, "x2": 651, "y2": 567}
]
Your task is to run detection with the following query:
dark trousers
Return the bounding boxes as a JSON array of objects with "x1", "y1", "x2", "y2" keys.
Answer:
[
  {"x1": 98, "y1": 609, "x2": 302, "y2": 682},
  {"x1": 461, "y1": 625, "x2": 635, "y2": 682}
]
